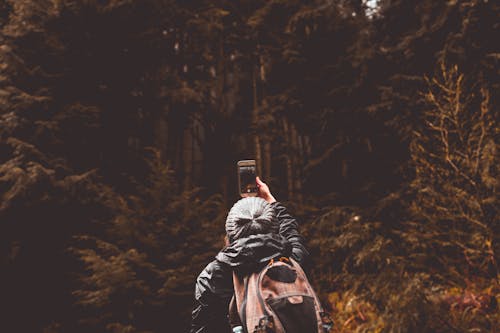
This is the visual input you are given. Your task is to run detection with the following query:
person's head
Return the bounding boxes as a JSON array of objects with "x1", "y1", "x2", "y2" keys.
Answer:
[{"x1": 225, "y1": 197, "x2": 278, "y2": 243}]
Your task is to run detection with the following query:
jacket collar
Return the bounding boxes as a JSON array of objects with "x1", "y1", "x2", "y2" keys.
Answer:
[{"x1": 215, "y1": 233, "x2": 292, "y2": 273}]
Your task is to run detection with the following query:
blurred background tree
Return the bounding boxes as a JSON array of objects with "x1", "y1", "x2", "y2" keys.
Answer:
[{"x1": 0, "y1": 0, "x2": 498, "y2": 332}]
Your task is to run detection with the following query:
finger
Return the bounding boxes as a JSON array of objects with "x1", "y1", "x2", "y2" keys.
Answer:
[{"x1": 256, "y1": 176, "x2": 265, "y2": 186}]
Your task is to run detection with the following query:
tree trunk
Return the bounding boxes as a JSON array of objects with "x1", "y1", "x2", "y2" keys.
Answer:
[
  {"x1": 291, "y1": 123, "x2": 303, "y2": 204},
  {"x1": 154, "y1": 107, "x2": 169, "y2": 162},
  {"x1": 174, "y1": 133, "x2": 182, "y2": 174},
  {"x1": 263, "y1": 141, "x2": 271, "y2": 181},
  {"x1": 216, "y1": 36, "x2": 226, "y2": 115},
  {"x1": 183, "y1": 122, "x2": 193, "y2": 191},
  {"x1": 259, "y1": 55, "x2": 271, "y2": 180},
  {"x1": 192, "y1": 114, "x2": 204, "y2": 184},
  {"x1": 221, "y1": 173, "x2": 228, "y2": 207},
  {"x1": 252, "y1": 63, "x2": 262, "y2": 175},
  {"x1": 304, "y1": 135, "x2": 312, "y2": 157},
  {"x1": 283, "y1": 118, "x2": 293, "y2": 199}
]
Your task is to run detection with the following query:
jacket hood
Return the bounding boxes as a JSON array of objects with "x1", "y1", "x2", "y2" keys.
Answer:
[{"x1": 215, "y1": 233, "x2": 292, "y2": 273}]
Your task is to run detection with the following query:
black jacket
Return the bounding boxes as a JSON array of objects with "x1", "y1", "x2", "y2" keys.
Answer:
[{"x1": 190, "y1": 202, "x2": 308, "y2": 333}]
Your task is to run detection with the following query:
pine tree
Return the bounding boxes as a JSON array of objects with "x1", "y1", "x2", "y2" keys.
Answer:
[
  {"x1": 306, "y1": 64, "x2": 499, "y2": 332},
  {"x1": 0, "y1": 1, "x2": 211, "y2": 331},
  {"x1": 71, "y1": 149, "x2": 225, "y2": 333}
]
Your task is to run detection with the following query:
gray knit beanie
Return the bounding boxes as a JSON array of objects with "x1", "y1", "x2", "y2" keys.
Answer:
[{"x1": 225, "y1": 197, "x2": 278, "y2": 243}]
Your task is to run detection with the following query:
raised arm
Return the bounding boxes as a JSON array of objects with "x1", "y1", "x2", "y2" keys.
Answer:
[
  {"x1": 272, "y1": 201, "x2": 309, "y2": 265},
  {"x1": 256, "y1": 177, "x2": 309, "y2": 265}
]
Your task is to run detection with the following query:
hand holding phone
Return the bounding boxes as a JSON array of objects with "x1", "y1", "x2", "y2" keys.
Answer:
[
  {"x1": 237, "y1": 160, "x2": 258, "y2": 197},
  {"x1": 256, "y1": 177, "x2": 276, "y2": 203},
  {"x1": 237, "y1": 160, "x2": 276, "y2": 202}
]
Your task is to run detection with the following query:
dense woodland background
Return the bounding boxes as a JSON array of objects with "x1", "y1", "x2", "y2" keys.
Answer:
[{"x1": 0, "y1": 0, "x2": 499, "y2": 332}]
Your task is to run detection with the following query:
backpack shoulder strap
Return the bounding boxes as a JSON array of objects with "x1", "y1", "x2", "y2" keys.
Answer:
[
  {"x1": 289, "y1": 258, "x2": 325, "y2": 312},
  {"x1": 232, "y1": 272, "x2": 251, "y2": 330},
  {"x1": 228, "y1": 294, "x2": 242, "y2": 328},
  {"x1": 289, "y1": 258, "x2": 334, "y2": 331}
]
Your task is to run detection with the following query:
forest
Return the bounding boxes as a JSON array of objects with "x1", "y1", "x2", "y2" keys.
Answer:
[{"x1": 0, "y1": 0, "x2": 499, "y2": 332}]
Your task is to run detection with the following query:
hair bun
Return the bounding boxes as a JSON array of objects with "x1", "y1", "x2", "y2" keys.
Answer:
[{"x1": 225, "y1": 197, "x2": 277, "y2": 242}]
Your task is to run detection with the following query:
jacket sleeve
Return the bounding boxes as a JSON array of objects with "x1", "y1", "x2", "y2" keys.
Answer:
[
  {"x1": 190, "y1": 260, "x2": 233, "y2": 333},
  {"x1": 272, "y1": 202, "x2": 309, "y2": 265}
]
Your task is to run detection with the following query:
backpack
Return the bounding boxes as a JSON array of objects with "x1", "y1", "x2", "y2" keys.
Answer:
[{"x1": 229, "y1": 257, "x2": 333, "y2": 333}]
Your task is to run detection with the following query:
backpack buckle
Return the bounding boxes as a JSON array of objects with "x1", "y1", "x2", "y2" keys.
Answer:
[
  {"x1": 320, "y1": 312, "x2": 334, "y2": 332},
  {"x1": 268, "y1": 257, "x2": 291, "y2": 267},
  {"x1": 253, "y1": 315, "x2": 275, "y2": 333},
  {"x1": 278, "y1": 257, "x2": 291, "y2": 264}
]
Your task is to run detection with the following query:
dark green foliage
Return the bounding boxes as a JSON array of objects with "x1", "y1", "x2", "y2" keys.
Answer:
[
  {"x1": 71, "y1": 150, "x2": 224, "y2": 332},
  {"x1": 411, "y1": 65, "x2": 499, "y2": 279},
  {"x1": 306, "y1": 64, "x2": 499, "y2": 332},
  {"x1": 0, "y1": 1, "x2": 224, "y2": 331},
  {"x1": 1, "y1": 0, "x2": 499, "y2": 332}
]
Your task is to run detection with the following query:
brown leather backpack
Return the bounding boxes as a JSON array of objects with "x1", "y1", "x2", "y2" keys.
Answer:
[{"x1": 229, "y1": 257, "x2": 333, "y2": 333}]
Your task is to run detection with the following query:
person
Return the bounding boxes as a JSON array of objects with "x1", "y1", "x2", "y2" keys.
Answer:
[{"x1": 190, "y1": 177, "x2": 309, "y2": 333}]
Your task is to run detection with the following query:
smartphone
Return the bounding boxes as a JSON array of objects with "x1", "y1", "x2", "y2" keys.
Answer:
[{"x1": 237, "y1": 160, "x2": 258, "y2": 197}]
